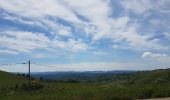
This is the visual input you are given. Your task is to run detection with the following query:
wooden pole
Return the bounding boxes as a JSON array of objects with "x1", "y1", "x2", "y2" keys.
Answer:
[{"x1": 28, "y1": 60, "x2": 30, "y2": 88}]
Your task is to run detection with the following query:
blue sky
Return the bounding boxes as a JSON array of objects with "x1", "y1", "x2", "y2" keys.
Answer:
[{"x1": 0, "y1": 0, "x2": 170, "y2": 72}]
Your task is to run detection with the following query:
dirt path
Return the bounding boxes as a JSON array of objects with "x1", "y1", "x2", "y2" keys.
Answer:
[{"x1": 140, "y1": 97, "x2": 170, "y2": 100}]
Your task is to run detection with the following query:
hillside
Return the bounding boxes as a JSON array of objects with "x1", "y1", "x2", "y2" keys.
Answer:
[
  {"x1": 93, "y1": 68, "x2": 170, "y2": 84},
  {"x1": 0, "y1": 70, "x2": 27, "y2": 88},
  {"x1": 0, "y1": 68, "x2": 170, "y2": 100}
]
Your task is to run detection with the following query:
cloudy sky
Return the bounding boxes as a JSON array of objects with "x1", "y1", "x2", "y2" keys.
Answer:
[{"x1": 0, "y1": 0, "x2": 170, "y2": 72}]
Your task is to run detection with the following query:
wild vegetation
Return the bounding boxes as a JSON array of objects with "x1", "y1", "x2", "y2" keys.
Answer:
[{"x1": 0, "y1": 69, "x2": 170, "y2": 100}]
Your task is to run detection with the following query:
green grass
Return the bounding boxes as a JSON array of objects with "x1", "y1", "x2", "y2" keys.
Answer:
[
  {"x1": 0, "y1": 69, "x2": 170, "y2": 100},
  {"x1": 0, "y1": 71, "x2": 27, "y2": 88}
]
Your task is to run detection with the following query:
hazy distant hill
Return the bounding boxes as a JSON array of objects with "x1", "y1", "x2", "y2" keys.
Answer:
[
  {"x1": 30, "y1": 69, "x2": 170, "y2": 84},
  {"x1": 31, "y1": 70, "x2": 135, "y2": 81}
]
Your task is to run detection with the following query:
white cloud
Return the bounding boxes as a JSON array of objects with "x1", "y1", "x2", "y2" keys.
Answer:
[
  {"x1": 64, "y1": 0, "x2": 113, "y2": 40},
  {"x1": 0, "y1": 30, "x2": 50, "y2": 53},
  {"x1": 164, "y1": 32, "x2": 170, "y2": 39},
  {"x1": 0, "y1": 64, "x2": 50, "y2": 72},
  {"x1": 32, "y1": 54, "x2": 46, "y2": 58},
  {"x1": 40, "y1": 19, "x2": 73, "y2": 37},
  {"x1": 112, "y1": 17, "x2": 130, "y2": 29},
  {"x1": 0, "y1": 0, "x2": 81, "y2": 22},
  {"x1": 0, "y1": 50, "x2": 18, "y2": 55},
  {"x1": 121, "y1": 0, "x2": 170, "y2": 15},
  {"x1": 0, "y1": 0, "x2": 113, "y2": 40},
  {"x1": 1, "y1": 60, "x2": 169, "y2": 72},
  {"x1": 92, "y1": 50, "x2": 108, "y2": 56},
  {"x1": 149, "y1": 19, "x2": 161, "y2": 26},
  {"x1": 52, "y1": 38, "x2": 88, "y2": 52},
  {"x1": 0, "y1": 30, "x2": 89, "y2": 54},
  {"x1": 142, "y1": 52, "x2": 152, "y2": 58},
  {"x1": 112, "y1": 44, "x2": 118, "y2": 49},
  {"x1": 0, "y1": 0, "x2": 168, "y2": 54},
  {"x1": 142, "y1": 52, "x2": 166, "y2": 58},
  {"x1": 111, "y1": 23, "x2": 166, "y2": 51},
  {"x1": 154, "y1": 0, "x2": 170, "y2": 14},
  {"x1": 121, "y1": 0, "x2": 152, "y2": 15},
  {"x1": 58, "y1": 28, "x2": 72, "y2": 37},
  {"x1": 2, "y1": 13, "x2": 45, "y2": 28},
  {"x1": 142, "y1": 51, "x2": 170, "y2": 62},
  {"x1": 0, "y1": 62, "x2": 142, "y2": 72}
]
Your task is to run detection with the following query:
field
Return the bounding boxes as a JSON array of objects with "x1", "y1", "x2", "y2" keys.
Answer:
[{"x1": 0, "y1": 69, "x2": 170, "y2": 100}]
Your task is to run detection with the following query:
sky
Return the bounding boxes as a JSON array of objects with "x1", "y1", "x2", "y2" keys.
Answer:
[{"x1": 0, "y1": 0, "x2": 170, "y2": 72}]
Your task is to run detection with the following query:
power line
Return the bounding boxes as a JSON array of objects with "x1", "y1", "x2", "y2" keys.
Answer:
[
  {"x1": 0, "y1": 62, "x2": 59, "y2": 69},
  {"x1": 0, "y1": 62, "x2": 27, "y2": 66},
  {"x1": 0, "y1": 62, "x2": 68, "y2": 70}
]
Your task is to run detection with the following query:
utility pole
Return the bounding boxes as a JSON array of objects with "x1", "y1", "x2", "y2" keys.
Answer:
[{"x1": 28, "y1": 60, "x2": 31, "y2": 88}]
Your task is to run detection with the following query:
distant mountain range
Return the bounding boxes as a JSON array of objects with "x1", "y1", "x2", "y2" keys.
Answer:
[{"x1": 30, "y1": 70, "x2": 136, "y2": 80}]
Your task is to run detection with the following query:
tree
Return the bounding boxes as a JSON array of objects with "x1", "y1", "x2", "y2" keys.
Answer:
[{"x1": 40, "y1": 77, "x2": 44, "y2": 81}]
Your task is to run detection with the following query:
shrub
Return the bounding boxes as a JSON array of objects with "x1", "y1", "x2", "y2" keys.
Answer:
[{"x1": 14, "y1": 84, "x2": 19, "y2": 89}]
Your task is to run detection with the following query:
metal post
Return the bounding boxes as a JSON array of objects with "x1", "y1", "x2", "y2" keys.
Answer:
[{"x1": 28, "y1": 60, "x2": 30, "y2": 88}]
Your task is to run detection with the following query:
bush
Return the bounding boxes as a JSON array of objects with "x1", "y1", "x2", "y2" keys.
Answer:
[
  {"x1": 21, "y1": 83, "x2": 29, "y2": 90},
  {"x1": 66, "y1": 80, "x2": 79, "y2": 83},
  {"x1": 40, "y1": 77, "x2": 44, "y2": 81},
  {"x1": 31, "y1": 80, "x2": 44, "y2": 90},
  {"x1": 20, "y1": 81, "x2": 44, "y2": 91},
  {"x1": 14, "y1": 84, "x2": 19, "y2": 89}
]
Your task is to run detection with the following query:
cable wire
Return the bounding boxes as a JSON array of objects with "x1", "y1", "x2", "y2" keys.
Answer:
[{"x1": 0, "y1": 62, "x2": 27, "y2": 66}]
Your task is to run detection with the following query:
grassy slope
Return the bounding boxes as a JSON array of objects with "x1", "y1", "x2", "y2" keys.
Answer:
[
  {"x1": 0, "y1": 69, "x2": 170, "y2": 100},
  {"x1": 0, "y1": 71, "x2": 27, "y2": 88}
]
